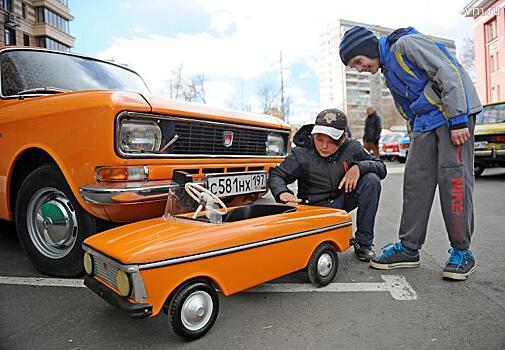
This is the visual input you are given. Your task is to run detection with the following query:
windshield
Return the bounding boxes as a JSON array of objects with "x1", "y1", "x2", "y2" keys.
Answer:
[
  {"x1": 1, "y1": 50, "x2": 150, "y2": 97},
  {"x1": 476, "y1": 104, "x2": 505, "y2": 124}
]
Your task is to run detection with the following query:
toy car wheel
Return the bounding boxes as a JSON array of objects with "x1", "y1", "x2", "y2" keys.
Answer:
[
  {"x1": 307, "y1": 243, "x2": 338, "y2": 287},
  {"x1": 15, "y1": 165, "x2": 107, "y2": 277},
  {"x1": 168, "y1": 281, "x2": 219, "y2": 341}
]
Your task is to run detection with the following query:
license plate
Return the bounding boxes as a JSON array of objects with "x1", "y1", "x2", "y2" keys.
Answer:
[
  {"x1": 206, "y1": 172, "x2": 267, "y2": 197},
  {"x1": 475, "y1": 141, "x2": 488, "y2": 150}
]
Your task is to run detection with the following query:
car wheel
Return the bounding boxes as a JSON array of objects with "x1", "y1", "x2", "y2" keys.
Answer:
[
  {"x1": 307, "y1": 243, "x2": 338, "y2": 287},
  {"x1": 15, "y1": 165, "x2": 107, "y2": 277},
  {"x1": 168, "y1": 281, "x2": 219, "y2": 341},
  {"x1": 399, "y1": 156, "x2": 406, "y2": 163},
  {"x1": 474, "y1": 164, "x2": 485, "y2": 177}
]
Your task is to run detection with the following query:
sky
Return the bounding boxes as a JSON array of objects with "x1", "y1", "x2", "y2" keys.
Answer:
[{"x1": 69, "y1": 0, "x2": 476, "y2": 126}]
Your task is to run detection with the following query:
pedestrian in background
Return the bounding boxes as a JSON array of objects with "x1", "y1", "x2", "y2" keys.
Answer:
[
  {"x1": 340, "y1": 25, "x2": 482, "y2": 280},
  {"x1": 363, "y1": 106, "x2": 382, "y2": 157},
  {"x1": 268, "y1": 108, "x2": 387, "y2": 262}
]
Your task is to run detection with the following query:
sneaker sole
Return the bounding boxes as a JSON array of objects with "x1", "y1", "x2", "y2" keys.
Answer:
[
  {"x1": 369, "y1": 260, "x2": 420, "y2": 270},
  {"x1": 442, "y1": 266, "x2": 476, "y2": 280}
]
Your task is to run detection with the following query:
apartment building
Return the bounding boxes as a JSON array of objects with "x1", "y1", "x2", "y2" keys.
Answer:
[
  {"x1": 1, "y1": 0, "x2": 74, "y2": 51},
  {"x1": 319, "y1": 19, "x2": 456, "y2": 137},
  {"x1": 462, "y1": 0, "x2": 505, "y2": 104}
]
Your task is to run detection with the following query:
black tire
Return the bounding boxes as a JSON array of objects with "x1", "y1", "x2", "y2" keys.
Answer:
[
  {"x1": 474, "y1": 164, "x2": 485, "y2": 177},
  {"x1": 307, "y1": 243, "x2": 338, "y2": 287},
  {"x1": 15, "y1": 165, "x2": 107, "y2": 277},
  {"x1": 168, "y1": 281, "x2": 219, "y2": 341},
  {"x1": 399, "y1": 156, "x2": 406, "y2": 164}
]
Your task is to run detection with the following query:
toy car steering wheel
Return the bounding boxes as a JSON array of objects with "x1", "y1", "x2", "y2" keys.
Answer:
[{"x1": 184, "y1": 183, "x2": 228, "y2": 219}]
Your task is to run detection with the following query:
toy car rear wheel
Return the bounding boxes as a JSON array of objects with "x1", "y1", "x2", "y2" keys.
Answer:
[
  {"x1": 307, "y1": 243, "x2": 338, "y2": 287},
  {"x1": 474, "y1": 164, "x2": 485, "y2": 177},
  {"x1": 15, "y1": 165, "x2": 107, "y2": 277},
  {"x1": 168, "y1": 281, "x2": 219, "y2": 341}
]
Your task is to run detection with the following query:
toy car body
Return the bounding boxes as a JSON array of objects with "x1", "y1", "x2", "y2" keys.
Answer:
[
  {"x1": 82, "y1": 193, "x2": 352, "y2": 340},
  {"x1": 398, "y1": 134, "x2": 411, "y2": 163},
  {"x1": 0, "y1": 47, "x2": 290, "y2": 276}
]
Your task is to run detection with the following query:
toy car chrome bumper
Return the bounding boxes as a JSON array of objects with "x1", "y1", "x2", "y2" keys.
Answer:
[
  {"x1": 475, "y1": 148, "x2": 505, "y2": 159},
  {"x1": 84, "y1": 276, "x2": 152, "y2": 319}
]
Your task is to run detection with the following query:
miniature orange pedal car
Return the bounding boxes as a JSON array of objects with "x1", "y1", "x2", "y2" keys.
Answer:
[{"x1": 83, "y1": 181, "x2": 352, "y2": 340}]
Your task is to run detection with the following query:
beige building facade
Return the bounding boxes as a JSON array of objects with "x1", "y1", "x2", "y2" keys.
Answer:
[{"x1": 1, "y1": 0, "x2": 74, "y2": 51}]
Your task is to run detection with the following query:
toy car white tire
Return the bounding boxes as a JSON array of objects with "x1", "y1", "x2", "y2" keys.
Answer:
[
  {"x1": 307, "y1": 243, "x2": 338, "y2": 287},
  {"x1": 168, "y1": 280, "x2": 219, "y2": 341}
]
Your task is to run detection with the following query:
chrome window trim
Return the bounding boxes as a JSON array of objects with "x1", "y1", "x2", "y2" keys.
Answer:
[
  {"x1": 115, "y1": 111, "x2": 290, "y2": 159},
  {"x1": 138, "y1": 221, "x2": 352, "y2": 270}
]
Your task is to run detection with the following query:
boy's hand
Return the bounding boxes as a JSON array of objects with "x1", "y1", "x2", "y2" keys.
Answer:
[
  {"x1": 279, "y1": 192, "x2": 302, "y2": 204},
  {"x1": 339, "y1": 165, "x2": 360, "y2": 192},
  {"x1": 451, "y1": 128, "x2": 470, "y2": 145}
]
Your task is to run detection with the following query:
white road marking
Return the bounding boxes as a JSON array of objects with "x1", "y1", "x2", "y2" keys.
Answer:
[
  {"x1": 386, "y1": 167, "x2": 405, "y2": 174},
  {"x1": 246, "y1": 275, "x2": 417, "y2": 301},
  {"x1": 0, "y1": 274, "x2": 417, "y2": 300},
  {"x1": 0, "y1": 276, "x2": 84, "y2": 288}
]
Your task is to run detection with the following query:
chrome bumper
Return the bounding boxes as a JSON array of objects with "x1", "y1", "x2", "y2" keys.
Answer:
[
  {"x1": 80, "y1": 180, "x2": 184, "y2": 205},
  {"x1": 475, "y1": 148, "x2": 505, "y2": 158}
]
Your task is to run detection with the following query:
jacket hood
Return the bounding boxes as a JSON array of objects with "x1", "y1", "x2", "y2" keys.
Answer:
[
  {"x1": 379, "y1": 27, "x2": 420, "y2": 65},
  {"x1": 293, "y1": 124, "x2": 315, "y2": 148}
]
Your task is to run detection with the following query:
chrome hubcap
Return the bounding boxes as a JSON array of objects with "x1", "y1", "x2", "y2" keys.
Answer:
[
  {"x1": 181, "y1": 291, "x2": 213, "y2": 331},
  {"x1": 317, "y1": 253, "x2": 333, "y2": 277},
  {"x1": 27, "y1": 187, "x2": 78, "y2": 259}
]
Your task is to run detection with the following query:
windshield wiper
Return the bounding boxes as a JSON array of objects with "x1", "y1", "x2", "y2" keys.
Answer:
[{"x1": 17, "y1": 87, "x2": 70, "y2": 96}]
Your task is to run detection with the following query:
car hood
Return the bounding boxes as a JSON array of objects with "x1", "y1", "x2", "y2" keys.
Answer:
[
  {"x1": 141, "y1": 95, "x2": 289, "y2": 130},
  {"x1": 475, "y1": 122, "x2": 505, "y2": 135}
]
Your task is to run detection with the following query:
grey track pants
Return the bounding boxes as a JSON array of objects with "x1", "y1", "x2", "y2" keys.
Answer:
[{"x1": 399, "y1": 115, "x2": 475, "y2": 250}]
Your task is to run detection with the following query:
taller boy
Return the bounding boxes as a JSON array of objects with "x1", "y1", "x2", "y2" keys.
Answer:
[{"x1": 340, "y1": 26, "x2": 482, "y2": 280}]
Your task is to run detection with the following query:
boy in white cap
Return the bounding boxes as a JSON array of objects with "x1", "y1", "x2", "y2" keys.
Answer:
[{"x1": 268, "y1": 108, "x2": 387, "y2": 261}]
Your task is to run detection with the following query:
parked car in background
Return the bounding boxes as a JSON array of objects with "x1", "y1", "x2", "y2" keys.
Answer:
[
  {"x1": 474, "y1": 102, "x2": 505, "y2": 177},
  {"x1": 398, "y1": 134, "x2": 411, "y2": 163},
  {"x1": 0, "y1": 47, "x2": 291, "y2": 276},
  {"x1": 380, "y1": 132, "x2": 404, "y2": 161}
]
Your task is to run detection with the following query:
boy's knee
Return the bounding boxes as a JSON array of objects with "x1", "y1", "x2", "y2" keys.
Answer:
[{"x1": 359, "y1": 173, "x2": 381, "y2": 192}]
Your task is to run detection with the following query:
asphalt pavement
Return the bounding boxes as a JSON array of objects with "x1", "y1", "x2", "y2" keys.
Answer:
[{"x1": 0, "y1": 162, "x2": 504, "y2": 350}]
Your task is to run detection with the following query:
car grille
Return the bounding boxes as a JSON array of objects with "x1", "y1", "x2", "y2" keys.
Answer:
[
  {"x1": 168, "y1": 119, "x2": 269, "y2": 155},
  {"x1": 92, "y1": 254, "x2": 120, "y2": 290}
]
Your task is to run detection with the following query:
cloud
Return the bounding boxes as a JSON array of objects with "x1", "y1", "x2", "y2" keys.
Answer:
[{"x1": 98, "y1": 0, "x2": 474, "y2": 119}]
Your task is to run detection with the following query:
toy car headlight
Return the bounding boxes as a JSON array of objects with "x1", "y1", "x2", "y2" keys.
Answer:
[
  {"x1": 119, "y1": 119, "x2": 162, "y2": 153},
  {"x1": 83, "y1": 252, "x2": 93, "y2": 275},
  {"x1": 116, "y1": 270, "x2": 131, "y2": 297},
  {"x1": 266, "y1": 132, "x2": 286, "y2": 156}
]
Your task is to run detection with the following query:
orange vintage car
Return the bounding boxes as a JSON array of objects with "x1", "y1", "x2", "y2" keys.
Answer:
[
  {"x1": 82, "y1": 183, "x2": 352, "y2": 340},
  {"x1": 0, "y1": 47, "x2": 290, "y2": 276}
]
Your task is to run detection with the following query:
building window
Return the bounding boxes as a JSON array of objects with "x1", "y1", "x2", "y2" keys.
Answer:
[
  {"x1": 36, "y1": 36, "x2": 70, "y2": 52},
  {"x1": 4, "y1": 27, "x2": 16, "y2": 46},
  {"x1": 23, "y1": 33, "x2": 29, "y2": 46},
  {"x1": 22, "y1": 2, "x2": 26, "y2": 19},
  {"x1": 2, "y1": 0, "x2": 12, "y2": 12},
  {"x1": 35, "y1": 7, "x2": 70, "y2": 33},
  {"x1": 490, "y1": 54, "x2": 495, "y2": 72},
  {"x1": 487, "y1": 19, "x2": 497, "y2": 42}
]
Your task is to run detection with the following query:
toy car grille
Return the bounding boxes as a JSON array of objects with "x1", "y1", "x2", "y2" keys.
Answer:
[
  {"x1": 93, "y1": 254, "x2": 120, "y2": 290},
  {"x1": 169, "y1": 120, "x2": 269, "y2": 155}
]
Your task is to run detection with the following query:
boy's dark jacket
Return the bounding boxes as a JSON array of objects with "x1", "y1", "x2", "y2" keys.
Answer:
[{"x1": 268, "y1": 124, "x2": 387, "y2": 205}]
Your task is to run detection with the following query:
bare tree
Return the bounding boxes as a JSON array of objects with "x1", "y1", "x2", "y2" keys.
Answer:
[
  {"x1": 167, "y1": 65, "x2": 207, "y2": 103},
  {"x1": 460, "y1": 37, "x2": 475, "y2": 83},
  {"x1": 257, "y1": 82, "x2": 279, "y2": 114}
]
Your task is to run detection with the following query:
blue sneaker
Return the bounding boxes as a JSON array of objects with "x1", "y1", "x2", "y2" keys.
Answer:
[
  {"x1": 369, "y1": 242, "x2": 420, "y2": 270},
  {"x1": 442, "y1": 248, "x2": 476, "y2": 280}
]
